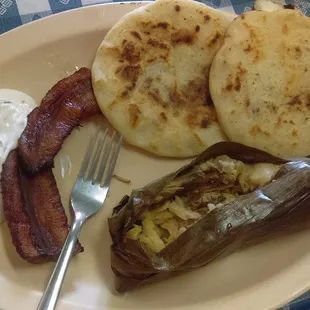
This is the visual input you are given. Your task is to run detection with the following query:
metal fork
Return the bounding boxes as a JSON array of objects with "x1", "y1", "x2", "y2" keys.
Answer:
[{"x1": 37, "y1": 127, "x2": 123, "y2": 310}]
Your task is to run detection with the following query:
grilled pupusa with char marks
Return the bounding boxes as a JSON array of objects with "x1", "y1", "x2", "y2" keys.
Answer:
[
  {"x1": 92, "y1": 0, "x2": 233, "y2": 158},
  {"x1": 210, "y1": 9, "x2": 310, "y2": 158}
]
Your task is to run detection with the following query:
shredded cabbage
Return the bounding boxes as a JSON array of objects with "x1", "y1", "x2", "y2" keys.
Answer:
[
  {"x1": 139, "y1": 216, "x2": 165, "y2": 253},
  {"x1": 167, "y1": 197, "x2": 201, "y2": 221},
  {"x1": 126, "y1": 225, "x2": 142, "y2": 240},
  {"x1": 126, "y1": 155, "x2": 280, "y2": 253}
]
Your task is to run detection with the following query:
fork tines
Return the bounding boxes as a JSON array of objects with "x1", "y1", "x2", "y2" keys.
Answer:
[{"x1": 79, "y1": 128, "x2": 123, "y2": 187}]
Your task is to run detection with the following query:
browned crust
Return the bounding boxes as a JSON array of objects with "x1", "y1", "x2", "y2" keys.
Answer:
[
  {"x1": 18, "y1": 67, "x2": 101, "y2": 175},
  {"x1": 2, "y1": 151, "x2": 83, "y2": 263},
  {"x1": 2, "y1": 151, "x2": 42, "y2": 263},
  {"x1": 129, "y1": 104, "x2": 141, "y2": 129},
  {"x1": 1, "y1": 68, "x2": 101, "y2": 264}
]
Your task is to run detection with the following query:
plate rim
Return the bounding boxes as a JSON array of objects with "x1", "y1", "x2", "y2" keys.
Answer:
[
  {"x1": 0, "y1": 2, "x2": 309, "y2": 310},
  {"x1": 0, "y1": 1, "x2": 151, "y2": 38}
]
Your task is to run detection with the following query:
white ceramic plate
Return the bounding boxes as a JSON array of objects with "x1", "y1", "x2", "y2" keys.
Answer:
[{"x1": 0, "y1": 3, "x2": 310, "y2": 310}]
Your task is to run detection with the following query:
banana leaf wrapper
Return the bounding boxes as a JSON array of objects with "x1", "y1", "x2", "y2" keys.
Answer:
[{"x1": 108, "y1": 142, "x2": 310, "y2": 293}]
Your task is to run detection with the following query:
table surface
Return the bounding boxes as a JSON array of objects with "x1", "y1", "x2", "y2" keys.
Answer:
[{"x1": 0, "y1": 1, "x2": 310, "y2": 309}]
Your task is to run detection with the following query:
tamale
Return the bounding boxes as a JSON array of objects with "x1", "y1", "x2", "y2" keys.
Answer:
[{"x1": 108, "y1": 142, "x2": 310, "y2": 293}]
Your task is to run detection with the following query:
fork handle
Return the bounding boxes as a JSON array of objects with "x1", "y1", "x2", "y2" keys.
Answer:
[{"x1": 37, "y1": 216, "x2": 85, "y2": 310}]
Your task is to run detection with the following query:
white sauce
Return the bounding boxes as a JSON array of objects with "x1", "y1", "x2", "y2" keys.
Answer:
[{"x1": 0, "y1": 89, "x2": 37, "y2": 223}]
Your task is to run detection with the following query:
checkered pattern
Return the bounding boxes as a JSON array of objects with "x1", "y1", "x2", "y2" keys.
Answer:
[
  {"x1": 0, "y1": 0, "x2": 309, "y2": 309},
  {"x1": 0, "y1": 0, "x2": 232, "y2": 34},
  {"x1": 0, "y1": 0, "x2": 309, "y2": 34},
  {"x1": 0, "y1": 0, "x2": 308, "y2": 34},
  {"x1": 0, "y1": 0, "x2": 233, "y2": 34}
]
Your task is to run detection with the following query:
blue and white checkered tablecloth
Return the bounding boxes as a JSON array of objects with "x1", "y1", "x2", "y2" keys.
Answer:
[
  {"x1": 0, "y1": 0, "x2": 309, "y2": 34},
  {"x1": 0, "y1": 0, "x2": 310, "y2": 309}
]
